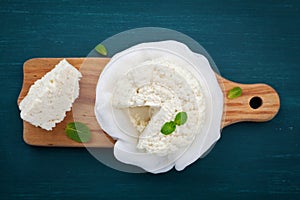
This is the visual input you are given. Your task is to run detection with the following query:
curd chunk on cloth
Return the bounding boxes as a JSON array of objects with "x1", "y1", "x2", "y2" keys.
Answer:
[
  {"x1": 112, "y1": 59, "x2": 205, "y2": 156},
  {"x1": 19, "y1": 59, "x2": 82, "y2": 130}
]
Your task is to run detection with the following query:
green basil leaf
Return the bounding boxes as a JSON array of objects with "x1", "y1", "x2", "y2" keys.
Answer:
[
  {"x1": 95, "y1": 44, "x2": 107, "y2": 56},
  {"x1": 227, "y1": 86, "x2": 242, "y2": 99},
  {"x1": 161, "y1": 121, "x2": 176, "y2": 135},
  {"x1": 174, "y1": 112, "x2": 188, "y2": 126},
  {"x1": 65, "y1": 122, "x2": 91, "y2": 143}
]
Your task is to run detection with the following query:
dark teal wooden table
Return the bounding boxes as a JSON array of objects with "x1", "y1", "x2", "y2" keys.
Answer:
[{"x1": 1, "y1": 0, "x2": 299, "y2": 199}]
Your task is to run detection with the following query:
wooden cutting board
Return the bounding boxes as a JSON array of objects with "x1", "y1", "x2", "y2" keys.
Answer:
[{"x1": 17, "y1": 58, "x2": 280, "y2": 147}]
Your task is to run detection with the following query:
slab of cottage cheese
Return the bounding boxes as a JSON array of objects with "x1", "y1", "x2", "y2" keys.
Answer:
[
  {"x1": 19, "y1": 59, "x2": 82, "y2": 130},
  {"x1": 112, "y1": 58, "x2": 205, "y2": 155}
]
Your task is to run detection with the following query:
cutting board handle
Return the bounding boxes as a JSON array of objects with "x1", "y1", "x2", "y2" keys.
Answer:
[{"x1": 216, "y1": 74, "x2": 280, "y2": 128}]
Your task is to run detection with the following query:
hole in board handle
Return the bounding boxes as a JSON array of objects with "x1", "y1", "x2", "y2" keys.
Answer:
[{"x1": 249, "y1": 96, "x2": 263, "y2": 109}]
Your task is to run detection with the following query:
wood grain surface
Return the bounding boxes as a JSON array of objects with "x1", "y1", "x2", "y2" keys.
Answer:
[
  {"x1": 17, "y1": 58, "x2": 280, "y2": 147},
  {"x1": 217, "y1": 74, "x2": 280, "y2": 128}
]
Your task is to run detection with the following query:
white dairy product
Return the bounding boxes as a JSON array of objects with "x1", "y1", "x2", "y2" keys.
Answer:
[
  {"x1": 19, "y1": 59, "x2": 82, "y2": 130},
  {"x1": 95, "y1": 40, "x2": 224, "y2": 173},
  {"x1": 112, "y1": 58, "x2": 205, "y2": 155}
]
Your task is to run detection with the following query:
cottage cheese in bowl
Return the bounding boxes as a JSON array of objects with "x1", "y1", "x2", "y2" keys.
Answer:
[{"x1": 95, "y1": 40, "x2": 223, "y2": 173}]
